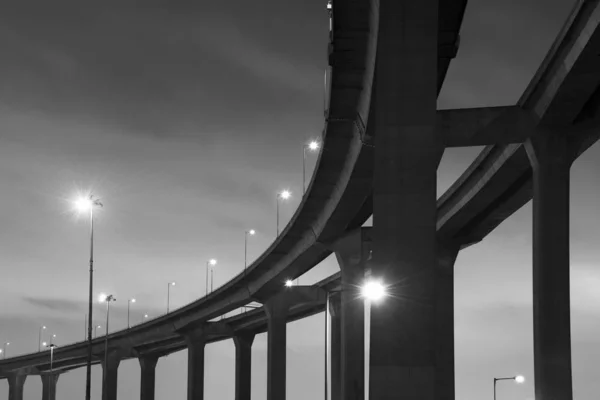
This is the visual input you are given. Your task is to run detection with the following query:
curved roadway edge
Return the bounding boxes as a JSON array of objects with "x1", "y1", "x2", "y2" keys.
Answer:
[{"x1": 437, "y1": 0, "x2": 600, "y2": 247}]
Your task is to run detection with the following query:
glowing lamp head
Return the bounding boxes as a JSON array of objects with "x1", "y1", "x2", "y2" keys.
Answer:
[
  {"x1": 248, "y1": 229, "x2": 256, "y2": 235},
  {"x1": 42, "y1": 342, "x2": 47, "y2": 347},
  {"x1": 42, "y1": 326, "x2": 46, "y2": 330},
  {"x1": 144, "y1": 314, "x2": 149, "y2": 318},
  {"x1": 170, "y1": 281, "x2": 176, "y2": 286},
  {"x1": 285, "y1": 280, "x2": 294, "y2": 287},
  {"x1": 52, "y1": 334, "x2": 56, "y2": 338},
  {"x1": 361, "y1": 280, "x2": 386, "y2": 301},
  {"x1": 74, "y1": 196, "x2": 92, "y2": 212},
  {"x1": 209, "y1": 259, "x2": 217, "y2": 266},
  {"x1": 279, "y1": 190, "x2": 291, "y2": 200},
  {"x1": 98, "y1": 293, "x2": 107, "y2": 303},
  {"x1": 515, "y1": 375, "x2": 525, "y2": 384},
  {"x1": 130, "y1": 298, "x2": 136, "y2": 303},
  {"x1": 308, "y1": 140, "x2": 320, "y2": 151}
]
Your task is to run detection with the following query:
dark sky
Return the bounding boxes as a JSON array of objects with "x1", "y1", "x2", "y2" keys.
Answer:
[{"x1": 1, "y1": 0, "x2": 599, "y2": 399}]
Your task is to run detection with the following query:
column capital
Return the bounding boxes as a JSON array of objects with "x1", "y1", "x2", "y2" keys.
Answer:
[
  {"x1": 233, "y1": 331, "x2": 255, "y2": 348},
  {"x1": 525, "y1": 130, "x2": 573, "y2": 169},
  {"x1": 138, "y1": 354, "x2": 159, "y2": 370}
]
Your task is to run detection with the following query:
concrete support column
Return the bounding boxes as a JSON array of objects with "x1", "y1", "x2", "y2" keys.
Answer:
[
  {"x1": 102, "y1": 351, "x2": 121, "y2": 400},
  {"x1": 233, "y1": 332, "x2": 255, "y2": 400},
  {"x1": 435, "y1": 244, "x2": 459, "y2": 400},
  {"x1": 329, "y1": 292, "x2": 342, "y2": 400},
  {"x1": 525, "y1": 132, "x2": 573, "y2": 400},
  {"x1": 370, "y1": 0, "x2": 441, "y2": 399},
  {"x1": 265, "y1": 297, "x2": 290, "y2": 400},
  {"x1": 184, "y1": 328, "x2": 207, "y2": 400},
  {"x1": 41, "y1": 373, "x2": 60, "y2": 400},
  {"x1": 7, "y1": 373, "x2": 26, "y2": 400},
  {"x1": 331, "y1": 228, "x2": 369, "y2": 400},
  {"x1": 139, "y1": 355, "x2": 159, "y2": 400}
]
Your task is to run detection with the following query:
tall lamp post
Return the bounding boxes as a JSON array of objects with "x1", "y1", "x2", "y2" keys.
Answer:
[
  {"x1": 50, "y1": 334, "x2": 56, "y2": 346},
  {"x1": 38, "y1": 325, "x2": 46, "y2": 351},
  {"x1": 167, "y1": 282, "x2": 175, "y2": 313},
  {"x1": 74, "y1": 193, "x2": 103, "y2": 400},
  {"x1": 244, "y1": 229, "x2": 255, "y2": 273},
  {"x1": 205, "y1": 259, "x2": 217, "y2": 295},
  {"x1": 127, "y1": 298, "x2": 136, "y2": 328},
  {"x1": 303, "y1": 140, "x2": 320, "y2": 194},
  {"x1": 276, "y1": 190, "x2": 291, "y2": 236},
  {"x1": 43, "y1": 343, "x2": 58, "y2": 400},
  {"x1": 493, "y1": 375, "x2": 525, "y2": 400}
]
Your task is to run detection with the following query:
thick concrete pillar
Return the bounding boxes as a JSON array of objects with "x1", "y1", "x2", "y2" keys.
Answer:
[
  {"x1": 329, "y1": 291, "x2": 342, "y2": 400},
  {"x1": 184, "y1": 328, "x2": 207, "y2": 400},
  {"x1": 331, "y1": 228, "x2": 369, "y2": 400},
  {"x1": 102, "y1": 351, "x2": 121, "y2": 400},
  {"x1": 7, "y1": 373, "x2": 26, "y2": 400},
  {"x1": 525, "y1": 132, "x2": 573, "y2": 400},
  {"x1": 139, "y1": 355, "x2": 158, "y2": 400},
  {"x1": 41, "y1": 373, "x2": 60, "y2": 400},
  {"x1": 370, "y1": 0, "x2": 441, "y2": 399},
  {"x1": 264, "y1": 297, "x2": 290, "y2": 400},
  {"x1": 435, "y1": 244, "x2": 459, "y2": 400},
  {"x1": 233, "y1": 332, "x2": 255, "y2": 400}
]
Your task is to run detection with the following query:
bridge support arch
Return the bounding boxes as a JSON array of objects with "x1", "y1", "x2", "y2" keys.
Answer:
[
  {"x1": 139, "y1": 355, "x2": 159, "y2": 400},
  {"x1": 233, "y1": 332, "x2": 254, "y2": 400},
  {"x1": 102, "y1": 350, "x2": 122, "y2": 400},
  {"x1": 41, "y1": 372, "x2": 60, "y2": 400},
  {"x1": 7, "y1": 372, "x2": 27, "y2": 400}
]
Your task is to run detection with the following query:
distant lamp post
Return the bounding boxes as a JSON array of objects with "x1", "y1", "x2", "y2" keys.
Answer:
[
  {"x1": 2, "y1": 342, "x2": 8, "y2": 359},
  {"x1": 127, "y1": 298, "x2": 136, "y2": 328},
  {"x1": 94, "y1": 325, "x2": 101, "y2": 339},
  {"x1": 167, "y1": 282, "x2": 176, "y2": 313},
  {"x1": 244, "y1": 229, "x2": 256, "y2": 273},
  {"x1": 494, "y1": 375, "x2": 525, "y2": 400},
  {"x1": 205, "y1": 259, "x2": 217, "y2": 295},
  {"x1": 303, "y1": 140, "x2": 320, "y2": 194},
  {"x1": 50, "y1": 334, "x2": 56, "y2": 346},
  {"x1": 38, "y1": 325, "x2": 47, "y2": 352},
  {"x1": 142, "y1": 313, "x2": 149, "y2": 324},
  {"x1": 100, "y1": 293, "x2": 116, "y2": 388},
  {"x1": 73, "y1": 193, "x2": 103, "y2": 400},
  {"x1": 45, "y1": 343, "x2": 57, "y2": 371},
  {"x1": 276, "y1": 190, "x2": 291, "y2": 236}
]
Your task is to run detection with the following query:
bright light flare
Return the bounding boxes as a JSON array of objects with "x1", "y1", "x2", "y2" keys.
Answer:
[
  {"x1": 42, "y1": 342, "x2": 47, "y2": 347},
  {"x1": 361, "y1": 280, "x2": 386, "y2": 301},
  {"x1": 98, "y1": 293, "x2": 107, "y2": 303},
  {"x1": 170, "y1": 282, "x2": 176, "y2": 286},
  {"x1": 279, "y1": 190, "x2": 291, "y2": 200},
  {"x1": 515, "y1": 375, "x2": 525, "y2": 384},
  {"x1": 209, "y1": 259, "x2": 217, "y2": 266},
  {"x1": 42, "y1": 326, "x2": 46, "y2": 330},
  {"x1": 248, "y1": 229, "x2": 256, "y2": 235},
  {"x1": 130, "y1": 298, "x2": 136, "y2": 303},
  {"x1": 307, "y1": 140, "x2": 320, "y2": 151},
  {"x1": 74, "y1": 196, "x2": 93, "y2": 212},
  {"x1": 144, "y1": 314, "x2": 149, "y2": 318},
  {"x1": 285, "y1": 280, "x2": 294, "y2": 287}
]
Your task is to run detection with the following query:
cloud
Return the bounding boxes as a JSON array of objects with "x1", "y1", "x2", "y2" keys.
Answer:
[{"x1": 22, "y1": 296, "x2": 84, "y2": 313}]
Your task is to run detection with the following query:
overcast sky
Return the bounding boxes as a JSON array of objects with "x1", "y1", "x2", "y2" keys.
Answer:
[{"x1": 1, "y1": 0, "x2": 599, "y2": 399}]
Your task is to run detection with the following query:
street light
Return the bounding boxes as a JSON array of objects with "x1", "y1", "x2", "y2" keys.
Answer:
[
  {"x1": 206, "y1": 259, "x2": 217, "y2": 295},
  {"x1": 94, "y1": 325, "x2": 101, "y2": 338},
  {"x1": 276, "y1": 190, "x2": 291, "y2": 236},
  {"x1": 303, "y1": 140, "x2": 320, "y2": 194},
  {"x1": 45, "y1": 343, "x2": 58, "y2": 400},
  {"x1": 100, "y1": 293, "x2": 116, "y2": 389},
  {"x1": 493, "y1": 375, "x2": 525, "y2": 400},
  {"x1": 285, "y1": 279, "x2": 294, "y2": 287},
  {"x1": 2, "y1": 342, "x2": 8, "y2": 359},
  {"x1": 127, "y1": 298, "x2": 136, "y2": 328},
  {"x1": 321, "y1": 280, "x2": 388, "y2": 400},
  {"x1": 50, "y1": 334, "x2": 56, "y2": 346},
  {"x1": 167, "y1": 282, "x2": 176, "y2": 313},
  {"x1": 73, "y1": 193, "x2": 103, "y2": 400},
  {"x1": 244, "y1": 229, "x2": 256, "y2": 273},
  {"x1": 142, "y1": 314, "x2": 149, "y2": 324},
  {"x1": 38, "y1": 325, "x2": 46, "y2": 352}
]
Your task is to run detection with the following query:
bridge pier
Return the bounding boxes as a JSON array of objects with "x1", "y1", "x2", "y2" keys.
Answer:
[
  {"x1": 233, "y1": 332, "x2": 254, "y2": 400},
  {"x1": 184, "y1": 327, "x2": 207, "y2": 400},
  {"x1": 525, "y1": 132, "x2": 573, "y2": 400},
  {"x1": 328, "y1": 291, "x2": 342, "y2": 400},
  {"x1": 102, "y1": 350, "x2": 121, "y2": 400},
  {"x1": 369, "y1": 0, "x2": 443, "y2": 399},
  {"x1": 331, "y1": 228, "x2": 370, "y2": 400},
  {"x1": 139, "y1": 355, "x2": 158, "y2": 400},
  {"x1": 264, "y1": 287, "x2": 325, "y2": 400},
  {"x1": 41, "y1": 372, "x2": 60, "y2": 400},
  {"x1": 7, "y1": 373, "x2": 26, "y2": 400}
]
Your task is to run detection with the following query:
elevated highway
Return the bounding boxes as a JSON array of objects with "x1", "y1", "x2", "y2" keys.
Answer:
[{"x1": 1, "y1": 0, "x2": 599, "y2": 399}]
